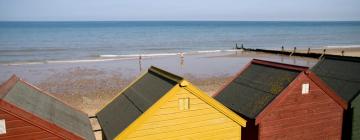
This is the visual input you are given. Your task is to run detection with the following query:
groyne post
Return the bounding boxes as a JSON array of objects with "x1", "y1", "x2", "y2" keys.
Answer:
[
  {"x1": 290, "y1": 47, "x2": 296, "y2": 56},
  {"x1": 307, "y1": 48, "x2": 311, "y2": 54},
  {"x1": 319, "y1": 49, "x2": 326, "y2": 59},
  {"x1": 281, "y1": 46, "x2": 284, "y2": 52}
]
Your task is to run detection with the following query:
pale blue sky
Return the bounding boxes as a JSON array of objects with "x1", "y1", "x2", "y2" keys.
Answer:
[{"x1": 0, "y1": 0, "x2": 359, "y2": 21}]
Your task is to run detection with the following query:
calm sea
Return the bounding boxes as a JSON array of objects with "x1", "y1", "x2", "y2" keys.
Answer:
[{"x1": 0, "y1": 21, "x2": 360, "y2": 64}]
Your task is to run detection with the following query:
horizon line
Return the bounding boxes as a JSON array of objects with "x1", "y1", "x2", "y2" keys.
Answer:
[{"x1": 1, "y1": 19, "x2": 360, "y2": 22}]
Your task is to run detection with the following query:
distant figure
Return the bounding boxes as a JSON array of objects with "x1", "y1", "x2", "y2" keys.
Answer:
[
  {"x1": 180, "y1": 57, "x2": 184, "y2": 66},
  {"x1": 179, "y1": 52, "x2": 184, "y2": 68},
  {"x1": 179, "y1": 52, "x2": 184, "y2": 58},
  {"x1": 307, "y1": 48, "x2": 311, "y2": 54},
  {"x1": 281, "y1": 46, "x2": 284, "y2": 52},
  {"x1": 241, "y1": 44, "x2": 244, "y2": 49},
  {"x1": 341, "y1": 50, "x2": 345, "y2": 56},
  {"x1": 138, "y1": 55, "x2": 142, "y2": 72}
]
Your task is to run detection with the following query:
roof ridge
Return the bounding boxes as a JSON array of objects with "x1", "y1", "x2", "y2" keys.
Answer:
[
  {"x1": 255, "y1": 71, "x2": 348, "y2": 124},
  {"x1": 1, "y1": 75, "x2": 92, "y2": 139},
  {"x1": 0, "y1": 75, "x2": 19, "y2": 99},
  {"x1": 305, "y1": 71, "x2": 348, "y2": 109},
  {"x1": 149, "y1": 66, "x2": 183, "y2": 83},
  {"x1": 0, "y1": 100, "x2": 85, "y2": 139},
  {"x1": 0, "y1": 75, "x2": 88, "y2": 116},
  {"x1": 252, "y1": 59, "x2": 308, "y2": 71}
]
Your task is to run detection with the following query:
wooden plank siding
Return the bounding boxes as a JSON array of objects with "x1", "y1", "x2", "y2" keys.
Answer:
[
  {"x1": 351, "y1": 94, "x2": 360, "y2": 140},
  {"x1": 257, "y1": 73, "x2": 343, "y2": 140},
  {"x1": 0, "y1": 108, "x2": 61, "y2": 140},
  {"x1": 124, "y1": 88, "x2": 241, "y2": 140}
]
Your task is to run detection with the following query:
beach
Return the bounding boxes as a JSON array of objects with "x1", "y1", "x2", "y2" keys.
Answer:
[
  {"x1": 0, "y1": 47, "x2": 359, "y2": 139},
  {"x1": 0, "y1": 49, "x2": 327, "y2": 114},
  {"x1": 1, "y1": 46, "x2": 359, "y2": 114}
]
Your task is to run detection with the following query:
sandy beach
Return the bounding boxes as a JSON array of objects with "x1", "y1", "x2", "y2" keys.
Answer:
[
  {"x1": 0, "y1": 47, "x2": 359, "y2": 139},
  {"x1": 0, "y1": 49, "x2": 325, "y2": 113}
]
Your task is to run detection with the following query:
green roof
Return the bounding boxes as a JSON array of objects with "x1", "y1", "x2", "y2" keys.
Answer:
[
  {"x1": 0, "y1": 76, "x2": 95, "y2": 140},
  {"x1": 96, "y1": 66, "x2": 183, "y2": 140},
  {"x1": 311, "y1": 55, "x2": 360, "y2": 102},
  {"x1": 215, "y1": 59, "x2": 306, "y2": 119}
]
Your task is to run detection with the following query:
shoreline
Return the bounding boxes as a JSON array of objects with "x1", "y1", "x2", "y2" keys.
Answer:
[{"x1": 2, "y1": 45, "x2": 360, "y2": 66}]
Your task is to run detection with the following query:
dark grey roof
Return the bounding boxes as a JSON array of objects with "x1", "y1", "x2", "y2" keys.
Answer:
[
  {"x1": 311, "y1": 55, "x2": 360, "y2": 102},
  {"x1": 0, "y1": 76, "x2": 95, "y2": 140},
  {"x1": 96, "y1": 66, "x2": 182, "y2": 140},
  {"x1": 215, "y1": 60, "x2": 305, "y2": 119}
]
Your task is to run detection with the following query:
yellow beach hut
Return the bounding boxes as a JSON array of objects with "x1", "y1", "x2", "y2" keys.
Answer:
[{"x1": 96, "y1": 66, "x2": 246, "y2": 140}]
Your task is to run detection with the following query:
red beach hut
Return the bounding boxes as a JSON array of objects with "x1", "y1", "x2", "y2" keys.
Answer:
[
  {"x1": 0, "y1": 75, "x2": 95, "y2": 140},
  {"x1": 214, "y1": 59, "x2": 347, "y2": 139},
  {"x1": 255, "y1": 70, "x2": 347, "y2": 139}
]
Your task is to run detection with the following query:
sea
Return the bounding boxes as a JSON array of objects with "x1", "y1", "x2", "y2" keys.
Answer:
[{"x1": 0, "y1": 21, "x2": 360, "y2": 65}]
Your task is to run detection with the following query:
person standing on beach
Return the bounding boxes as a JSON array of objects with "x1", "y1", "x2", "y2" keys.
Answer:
[
  {"x1": 138, "y1": 55, "x2": 142, "y2": 72},
  {"x1": 179, "y1": 52, "x2": 184, "y2": 66}
]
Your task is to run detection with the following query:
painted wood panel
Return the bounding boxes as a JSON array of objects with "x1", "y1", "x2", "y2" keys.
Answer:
[
  {"x1": 351, "y1": 94, "x2": 360, "y2": 140},
  {"x1": 259, "y1": 74, "x2": 343, "y2": 140},
  {"x1": 0, "y1": 108, "x2": 61, "y2": 140},
  {"x1": 124, "y1": 88, "x2": 241, "y2": 140}
]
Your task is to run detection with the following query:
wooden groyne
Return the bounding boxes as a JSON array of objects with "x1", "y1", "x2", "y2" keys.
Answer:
[{"x1": 237, "y1": 45, "x2": 345, "y2": 59}]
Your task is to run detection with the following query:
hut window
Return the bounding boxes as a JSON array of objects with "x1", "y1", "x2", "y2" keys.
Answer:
[
  {"x1": 0, "y1": 119, "x2": 5, "y2": 134},
  {"x1": 179, "y1": 98, "x2": 190, "y2": 110},
  {"x1": 302, "y1": 83, "x2": 310, "y2": 94}
]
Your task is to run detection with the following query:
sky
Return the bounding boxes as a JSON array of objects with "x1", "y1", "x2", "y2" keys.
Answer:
[{"x1": 0, "y1": 0, "x2": 359, "y2": 21}]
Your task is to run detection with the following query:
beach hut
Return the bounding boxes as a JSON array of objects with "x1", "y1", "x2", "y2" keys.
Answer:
[
  {"x1": 96, "y1": 66, "x2": 247, "y2": 140},
  {"x1": 214, "y1": 59, "x2": 308, "y2": 139},
  {"x1": 311, "y1": 55, "x2": 360, "y2": 140},
  {"x1": 0, "y1": 75, "x2": 95, "y2": 140},
  {"x1": 255, "y1": 68, "x2": 347, "y2": 139}
]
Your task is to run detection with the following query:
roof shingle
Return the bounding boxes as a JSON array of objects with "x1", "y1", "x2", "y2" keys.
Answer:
[
  {"x1": 96, "y1": 66, "x2": 182, "y2": 140},
  {"x1": 311, "y1": 55, "x2": 360, "y2": 102},
  {"x1": 215, "y1": 59, "x2": 307, "y2": 119}
]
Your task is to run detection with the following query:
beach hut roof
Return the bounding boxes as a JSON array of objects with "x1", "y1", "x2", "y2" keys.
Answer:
[
  {"x1": 214, "y1": 59, "x2": 308, "y2": 119},
  {"x1": 0, "y1": 75, "x2": 95, "y2": 140},
  {"x1": 96, "y1": 66, "x2": 247, "y2": 140},
  {"x1": 96, "y1": 66, "x2": 181, "y2": 139},
  {"x1": 255, "y1": 70, "x2": 348, "y2": 124},
  {"x1": 311, "y1": 55, "x2": 360, "y2": 102}
]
